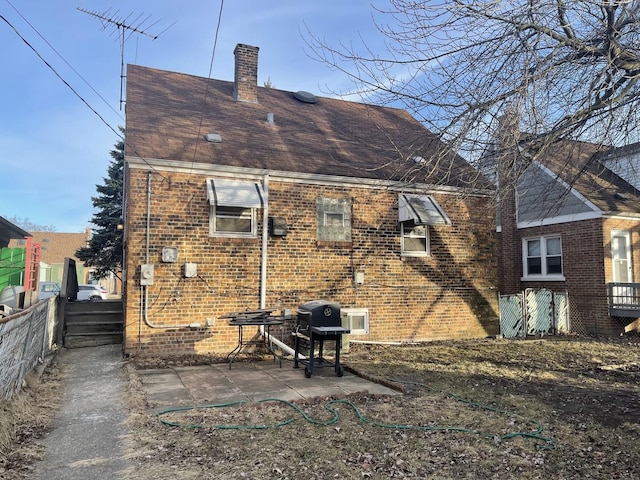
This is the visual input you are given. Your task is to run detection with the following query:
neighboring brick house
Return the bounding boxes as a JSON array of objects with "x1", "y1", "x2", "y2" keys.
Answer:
[
  {"x1": 122, "y1": 43, "x2": 499, "y2": 356},
  {"x1": 497, "y1": 139, "x2": 640, "y2": 335},
  {"x1": 9, "y1": 230, "x2": 91, "y2": 285}
]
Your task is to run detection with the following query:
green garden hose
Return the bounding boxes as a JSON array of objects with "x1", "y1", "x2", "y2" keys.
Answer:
[{"x1": 155, "y1": 378, "x2": 556, "y2": 449}]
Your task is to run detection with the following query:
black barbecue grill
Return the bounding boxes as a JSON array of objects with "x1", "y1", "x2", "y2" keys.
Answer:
[{"x1": 293, "y1": 300, "x2": 350, "y2": 378}]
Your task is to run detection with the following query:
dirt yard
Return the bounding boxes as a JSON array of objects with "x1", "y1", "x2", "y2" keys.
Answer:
[{"x1": 2, "y1": 336, "x2": 640, "y2": 479}]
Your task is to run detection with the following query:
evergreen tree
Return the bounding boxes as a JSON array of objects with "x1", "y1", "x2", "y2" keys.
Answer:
[{"x1": 76, "y1": 131, "x2": 124, "y2": 280}]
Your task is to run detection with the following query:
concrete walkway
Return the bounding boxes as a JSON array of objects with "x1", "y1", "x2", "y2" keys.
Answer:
[
  {"x1": 35, "y1": 344, "x2": 131, "y2": 480},
  {"x1": 33, "y1": 345, "x2": 399, "y2": 479}
]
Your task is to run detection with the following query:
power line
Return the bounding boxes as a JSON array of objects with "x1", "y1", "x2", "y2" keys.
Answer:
[
  {"x1": 0, "y1": 14, "x2": 122, "y2": 140},
  {"x1": 191, "y1": 0, "x2": 225, "y2": 169},
  {"x1": 4, "y1": 0, "x2": 123, "y2": 120},
  {"x1": 0, "y1": 13, "x2": 166, "y2": 179}
]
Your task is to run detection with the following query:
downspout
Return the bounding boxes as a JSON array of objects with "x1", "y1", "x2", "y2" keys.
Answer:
[
  {"x1": 141, "y1": 171, "x2": 197, "y2": 329},
  {"x1": 257, "y1": 174, "x2": 297, "y2": 357},
  {"x1": 260, "y1": 174, "x2": 269, "y2": 309}
]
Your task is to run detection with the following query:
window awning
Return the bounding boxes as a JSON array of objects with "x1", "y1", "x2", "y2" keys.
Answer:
[
  {"x1": 207, "y1": 178, "x2": 266, "y2": 208},
  {"x1": 398, "y1": 194, "x2": 451, "y2": 225}
]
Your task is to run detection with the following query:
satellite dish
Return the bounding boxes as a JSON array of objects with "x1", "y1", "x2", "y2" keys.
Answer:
[{"x1": 293, "y1": 91, "x2": 318, "y2": 104}]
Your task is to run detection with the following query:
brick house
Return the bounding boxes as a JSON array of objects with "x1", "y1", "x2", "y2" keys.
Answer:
[
  {"x1": 497, "y1": 139, "x2": 640, "y2": 335},
  {"x1": 122, "y1": 44, "x2": 498, "y2": 356},
  {"x1": 9, "y1": 230, "x2": 91, "y2": 284}
]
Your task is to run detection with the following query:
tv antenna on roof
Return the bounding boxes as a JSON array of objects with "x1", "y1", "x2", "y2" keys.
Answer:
[{"x1": 77, "y1": 7, "x2": 174, "y2": 110}]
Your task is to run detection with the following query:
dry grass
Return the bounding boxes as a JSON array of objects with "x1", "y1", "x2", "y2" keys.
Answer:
[
  {"x1": 124, "y1": 336, "x2": 640, "y2": 480},
  {"x1": 0, "y1": 360, "x2": 64, "y2": 479},
  {"x1": 2, "y1": 336, "x2": 640, "y2": 479}
]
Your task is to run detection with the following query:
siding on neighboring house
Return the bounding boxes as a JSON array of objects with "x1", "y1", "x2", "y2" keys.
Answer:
[{"x1": 496, "y1": 138, "x2": 640, "y2": 336}]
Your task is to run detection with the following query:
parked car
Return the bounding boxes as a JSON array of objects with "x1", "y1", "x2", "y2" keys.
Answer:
[
  {"x1": 39, "y1": 282, "x2": 61, "y2": 300},
  {"x1": 77, "y1": 284, "x2": 109, "y2": 301}
]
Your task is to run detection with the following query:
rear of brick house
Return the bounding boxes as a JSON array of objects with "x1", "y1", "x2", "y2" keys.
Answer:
[
  {"x1": 122, "y1": 44, "x2": 499, "y2": 356},
  {"x1": 497, "y1": 139, "x2": 640, "y2": 336}
]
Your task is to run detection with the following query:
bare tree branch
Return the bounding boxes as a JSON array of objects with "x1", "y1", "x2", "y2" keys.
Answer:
[{"x1": 304, "y1": 0, "x2": 640, "y2": 176}]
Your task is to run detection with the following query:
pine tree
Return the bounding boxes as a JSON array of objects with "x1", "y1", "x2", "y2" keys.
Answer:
[{"x1": 75, "y1": 131, "x2": 124, "y2": 280}]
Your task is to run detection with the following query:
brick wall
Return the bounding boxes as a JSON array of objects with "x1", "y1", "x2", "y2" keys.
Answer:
[
  {"x1": 516, "y1": 219, "x2": 605, "y2": 332},
  {"x1": 233, "y1": 44, "x2": 259, "y2": 103},
  {"x1": 512, "y1": 217, "x2": 640, "y2": 336},
  {"x1": 123, "y1": 168, "x2": 499, "y2": 356}
]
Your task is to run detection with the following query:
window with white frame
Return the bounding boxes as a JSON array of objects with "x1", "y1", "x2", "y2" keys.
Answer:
[
  {"x1": 207, "y1": 178, "x2": 265, "y2": 237},
  {"x1": 341, "y1": 308, "x2": 369, "y2": 335},
  {"x1": 398, "y1": 194, "x2": 450, "y2": 257},
  {"x1": 401, "y1": 221, "x2": 430, "y2": 255},
  {"x1": 211, "y1": 206, "x2": 255, "y2": 235},
  {"x1": 523, "y1": 235, "x2": 564, "y2": 279}
]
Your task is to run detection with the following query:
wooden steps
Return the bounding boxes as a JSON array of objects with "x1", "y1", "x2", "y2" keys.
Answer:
[{"x1": 64, "y1": 299, "x2": 123, "y2": 348}]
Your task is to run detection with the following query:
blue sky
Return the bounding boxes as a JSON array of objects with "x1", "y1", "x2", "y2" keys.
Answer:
[{"x1": 0, "y1": 1, "x2": 386, "y2": 232}]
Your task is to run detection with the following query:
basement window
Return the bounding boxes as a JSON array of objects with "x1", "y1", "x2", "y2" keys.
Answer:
[{"x1": 341, "y1": 308, "x2": 369, "y2": 335}]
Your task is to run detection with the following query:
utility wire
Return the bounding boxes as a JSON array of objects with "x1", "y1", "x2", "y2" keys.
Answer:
[
  {"x1": 0, "y1": 12, "x2": 166, "y2": 179},
  {"x1": 0, "y1": 14, "x2": 122, "y2": 140},
  {"x1": 4, "y1": 0, "x2": 123, "y2": 121},
  {"x1": 190, "y1": 0, "x2": 225, "y2": 169}
]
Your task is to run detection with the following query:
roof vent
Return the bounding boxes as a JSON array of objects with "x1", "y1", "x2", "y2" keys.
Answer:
[
  {"x1": 205, "y1": 133, "x2": 222, "y2": 143},
  {"x1": 293, "y1": 91, "x2": 317, "y2": 104}
]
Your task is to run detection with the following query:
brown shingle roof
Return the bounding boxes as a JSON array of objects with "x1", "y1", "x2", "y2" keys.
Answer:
[
  {"x1": 8, "y1": 231, "x2": 89, "y2": 264},
  {"x1": 538, "y1": 140, "x2": 640, "y2": 214},
  {"x1": 125, "y1": 64, "x2": 488, "y2": 189}
]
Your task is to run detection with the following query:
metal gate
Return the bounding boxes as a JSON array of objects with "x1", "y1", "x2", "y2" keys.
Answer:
[{"x1": 499, "y1": 288, "x2": 569, "y2": 338}]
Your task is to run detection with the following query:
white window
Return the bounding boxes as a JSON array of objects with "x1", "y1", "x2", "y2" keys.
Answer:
[
  {"x1": 341, "y1": 308, "x2": 369, "y2": 335},
  {"x1": 211, "y1": 206, "x2": 255, "y2": 235},
  {"x1": 398, "y1": 194, "x2": 450, "y2": 257},
  {"x1": 207, "y1": 178, "x2": 265, "y2": 237},
  {"x1": 401, "y1": 222, "x2": 430, "y2": 256},
  {"x1": 522, "y1": 235, "x2": 564, "y2": 280}
]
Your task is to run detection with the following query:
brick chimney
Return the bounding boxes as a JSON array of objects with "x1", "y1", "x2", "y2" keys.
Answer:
[{"x1": 233, "y1": 43, "x2": 259, "y2": 103}]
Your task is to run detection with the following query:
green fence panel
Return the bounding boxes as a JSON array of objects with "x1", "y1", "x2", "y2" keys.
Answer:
[{"x1": 0, "y1": 247, "x2": 26, "y2": 290}]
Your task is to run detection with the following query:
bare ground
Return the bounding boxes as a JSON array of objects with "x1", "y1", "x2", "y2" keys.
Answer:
[{"x1": 2, "y1": 335, "x2": 640, "y2": 479}]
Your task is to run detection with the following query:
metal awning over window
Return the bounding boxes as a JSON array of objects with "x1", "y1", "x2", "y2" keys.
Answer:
[
  {"x1": 398, "y1": 194, "x2": 451, "y2": 225},
  {"x1": 207, "y1": 178, "x2": 266, "y2": 208}
]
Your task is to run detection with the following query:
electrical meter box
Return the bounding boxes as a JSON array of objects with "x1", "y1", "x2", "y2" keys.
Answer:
[
  {"x1": 162, "y1": 246, "x2": 178, "y2": 263},
  {"x1": 140, "y1": 264, "x2": 154, "y2": 285},
  {"x1": 183, "y1": 262, "x2": 197, "y2": 278}
]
